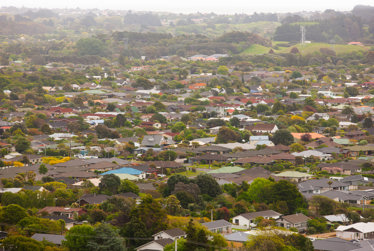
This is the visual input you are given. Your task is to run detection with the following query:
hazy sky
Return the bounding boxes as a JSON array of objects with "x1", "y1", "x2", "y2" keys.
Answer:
[{"x1": 0, "y1": 0, "x2": 372, "y2": 14}]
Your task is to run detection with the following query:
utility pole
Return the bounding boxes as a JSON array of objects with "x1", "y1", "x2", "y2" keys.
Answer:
[
  {"x1": 175, "y1": 238, "x2": 177, "y2": 251},
  {"x1": 300, "y1": 25, "x2": 306, "y2": 45}
]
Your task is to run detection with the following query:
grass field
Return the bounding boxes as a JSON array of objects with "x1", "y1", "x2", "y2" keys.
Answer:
[{"x1": 241, "y1": 42, "x2": 370, "y2": 56}]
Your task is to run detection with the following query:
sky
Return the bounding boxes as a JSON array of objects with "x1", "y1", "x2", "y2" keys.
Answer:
[{"x1": 0, "y1": 0, "x2": 373, "y2": 14}]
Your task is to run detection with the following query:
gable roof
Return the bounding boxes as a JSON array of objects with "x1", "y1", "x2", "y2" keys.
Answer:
[
  {"x1": 336, "y1": 222, "x2": 374, "y2": 233},
  {"x1": 312, "y1": 237, "x2": 360, "y2": 251},
  {"x1": 78, "y1": 194, "x2": 110, "y2": 204},
  {"x1": 202, "y1": 219, "x2": 232, "y2": 230},
  {"x1": 279, "y1": 213, "x2": 310, "y2": 224},
  {"x1": 153, "y1": 228, "x2": 186, "y2": 238}
]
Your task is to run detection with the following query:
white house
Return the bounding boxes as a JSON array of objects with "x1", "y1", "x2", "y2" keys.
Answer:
[
  {"x1": 336, "y1": 222, "x2": 374, "y2": 240},
  {"x1": 232, "y1": 210, "x2": 282, "y2": 228},
  {"x1": 136, "y1": 239, "x2": 173, "y2": 251}
]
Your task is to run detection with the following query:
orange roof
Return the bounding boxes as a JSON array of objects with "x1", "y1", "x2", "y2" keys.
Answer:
[{"x1": 292, "y1": 133, "x2": 324, "y2": 140}]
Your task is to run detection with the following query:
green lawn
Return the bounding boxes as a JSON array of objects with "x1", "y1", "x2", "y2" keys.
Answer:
[{"x1": 241, "y1": 42, "x2": 369, "y2": 56}]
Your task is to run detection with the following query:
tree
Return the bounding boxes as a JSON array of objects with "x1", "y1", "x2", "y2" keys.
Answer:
[
  {"x1": 301, "y1": 133, "x2": 312, "y2": 142},
  {"x1": 256, "y1": 104, "x2": 270, "y2": 114},
  {"x1": 119, "y1": 180, "x2": 139, "y2": 195},
  {"x1": 270, "y1": 180, "x2": 306, "y2": 214},
  {"x1": 15, "y1": 136, "x2": 31, "y2": 153},
  {"x1": 345, "y1": 86, "x2": 359, "y2": 97},
  {"x1": 291, "y1": 71, "x2": 302, "y2": 79},
  {"x1": 157, "y1": 150, "x2": 177, "y2": 161},
  {"x1": 290, "y1": 143, "x2": 305, "y2": 152},
  {"x1": 38, "y1": 164, "x2": 48, "y2": 175},
  {"x1": 3, "y1": 235, "x2": 44, "y2": 251},
  {"x1": 363, "y1": 117, "x2": 373, "y2": 128},
  {"x1": 342, "y1": 106, "x2": 354, "y2": 115},
  {"x1": 76, "y1": 37, "x2": 106, "y2": 56},
  {"x1": 164, "y1": 195, "x2": 182, "y2": 215},
  {"x1": 99, "y1": 174, "x2": 121, "y2": 195},
  {"x1": 87, "y1": 224, "x2": 125, "y2": 251},
  {"x1": 245, "y1": 233, "x2": 287, "y2": 251},
  {"x1": 241, "y1": 178, "x2": 273, "y2": 203},
  {"x1": 133, "y1": 77, "x2": 152, "y2": 90},
  {"x1": 217, "y1": 65, "x2": 229, "y2": 75},
  {"x1": 95, "y1": 125, "x2": 120, "y2": 139},
  {"x1": 1, "y1": 204, "x2": 28, "y2": 224},
  {"x1": 171, "y1": 122, "x2": 186, "y2": 133},
  {"x1": 229, "y1": 117, "x2": 240, "y2": 127},
  {"x1": 215, "y1": 126, "x2": 241, "y2": 143},
  {"x1": 194, "y1": 173, "x2": 222, "y2": 198},
  {"x1": 106, "y1": 103, "x2": 116, "y2": 112},
  {"x1": 122, "y1": 195, "x2": 167, "y2": 246},
  {"x1": 63, "y1": 225, "x2": 95, "y2": 251},
  {"x1": 272, "y1": 129, "x2": 294, "y2": 146},
  {"x1": 164, "y1": 174, "x2": 191, "y2": 196},
  {"x1": 151, "y1": 113, "x2": 167, "y2": 123}
]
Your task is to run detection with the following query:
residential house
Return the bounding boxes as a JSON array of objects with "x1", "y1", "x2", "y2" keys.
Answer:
[
  {"x1": 77, "y1": 194, "x2": 110, "y2": 206},
  {"x1": 276, "y1": 213, "x2": 310, "y2": 232},
  {"x1": 292, "y1": 150, "x2": 331, "y2": 160},
  {"x1": 136, "y1": 238, "x2": 174, "y2": 251},
  {"x1": 246, "y1": 124, "x2": 278, "y2": 134},
  {"x1": 39, "y1": 207, "x2": 85, "y2": 219},
  {"x1": 202, "y1": 220, "x2": 232, "y2": 234},
  {"x1": 336, "y1": 222, "x2": 374, "y2": 240},
  {"x1": 141, "y1": 134, "x2": 175, "y2": 148},
  {"x1": 153, "y1": 228, "x2": 186, "y2": 241},
  {"x1": 272, "y1": 171, "x2": 313, "y2": 183},
  {"x1": 232, "y1": 210, "x2": 282, "y2": 228},
  {"x1": 341, "y1": 175, "x2": 374, "y2": 189},
  {"x1": 298, "y1": 178, "x2": 349, "y2": 195},
  {"x1": 248, "y1": 135, "x2": 274, "y2": 148}
]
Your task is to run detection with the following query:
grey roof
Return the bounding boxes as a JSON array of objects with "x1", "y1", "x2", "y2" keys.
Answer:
[
  {"x1": 156, "y1": 228, "x2": 186, "y2": 238},
  {"x1": 238, "y1": 210, "x2": 282, "y2": 220},
  {"x1": 318, "y1": 190, "x2": 362, "y2": 202},
  {"x1": 201, "y1": 219, "x2": 232, "y2": 230},
  {"x1": 279, "y1": 213, "x2": 310, "y2": 224},
  {"x1": 31, "y1": 234, "x2": 65, "y2": 245},
  {"x1": 224, "y1": 232, "x2": 250, "y2": 242},
  {"x1": 53, "y1": 159, "x2": 87, "y2": 167},
  {"x1": 78, "y1": 194, "x2": 110, "y2": 204},
  {"x1": 312, "y1": 237, "x2": 361, "y2": 251},
  {"x1": 142, "y1": 135, "x2": 163, "y2": 147},
  {"x1": 298, "y1": 178, "x2": 348, "y2": 193},
  {"x1": 341, "y1": 175, "x2": 374, "y2": 184}
]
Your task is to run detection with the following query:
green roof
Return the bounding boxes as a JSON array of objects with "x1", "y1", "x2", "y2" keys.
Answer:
[
  {"x1": 273, "y1": 171, "x2": 313, "y2": 178},
  {"x1": 83, "y1": 89, "x2": 107, "y2": 94},
  {"x1": 207, "y1": 166, "x2": 244, "y2": 174},
  {"x1": 112, "y1": 173, "x2": 139, "y2": 180},
  {"x1": 333, "y1": 138, "x2": 350, "y2": 145}
]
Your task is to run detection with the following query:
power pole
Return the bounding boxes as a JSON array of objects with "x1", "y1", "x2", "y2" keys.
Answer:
[
  {"x1": 175, "y1": 238, "x2": 177, "y2": 251},
  {"x1": 300, "y1": 25, "x2": 306, "y2": 45}
]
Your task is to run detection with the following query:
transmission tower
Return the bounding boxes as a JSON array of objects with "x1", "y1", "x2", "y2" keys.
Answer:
[{"x1": 300, "y1": 25, "x2": 306, "y2": 44}]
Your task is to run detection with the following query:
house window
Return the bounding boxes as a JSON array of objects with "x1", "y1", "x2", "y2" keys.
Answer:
[{"x1": 235, "y1": 219, "x2": 239, "y2": 224}]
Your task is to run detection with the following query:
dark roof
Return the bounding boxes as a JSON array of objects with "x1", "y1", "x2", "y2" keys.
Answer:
[
  {"x1": 279, "y1": 213, "x2": 310, "y2": 224},
  {"x1": 116, "y1": 192, "x2": 139, "y2": 199},
  {"x1": 202, "y1": 219, "x2": 232, "y2": 230},
  {"x1": 192, "y1": 154, "x2": 228, "y2": 161},
  {"x1": 156, "y1": 228, "x2": 186, "y2": 238},
  {"x1": 236, "y1": 166, "x2": 272, "y2": 177},
  {"x1": 78, "y1": 194, "x2": 110, "y2": 204},
  {"x1": 31, "y1": 234, "x2": 65, "y2": 245},
  {"x1": 312, "y1": 237, "x2": 361, "y2": 251},
  {"x1": 298, "y1": 178, "x2": 348, "y2": 192},
  {"x1": 147, "y1": 161, "x2": 184, "y2": 168},
  {"x1": 53, "y1": 159, "x2": 87, "y2": 167},
  {"x1": 238, "y1": 210, "x2": 282, "y2": 220}
]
